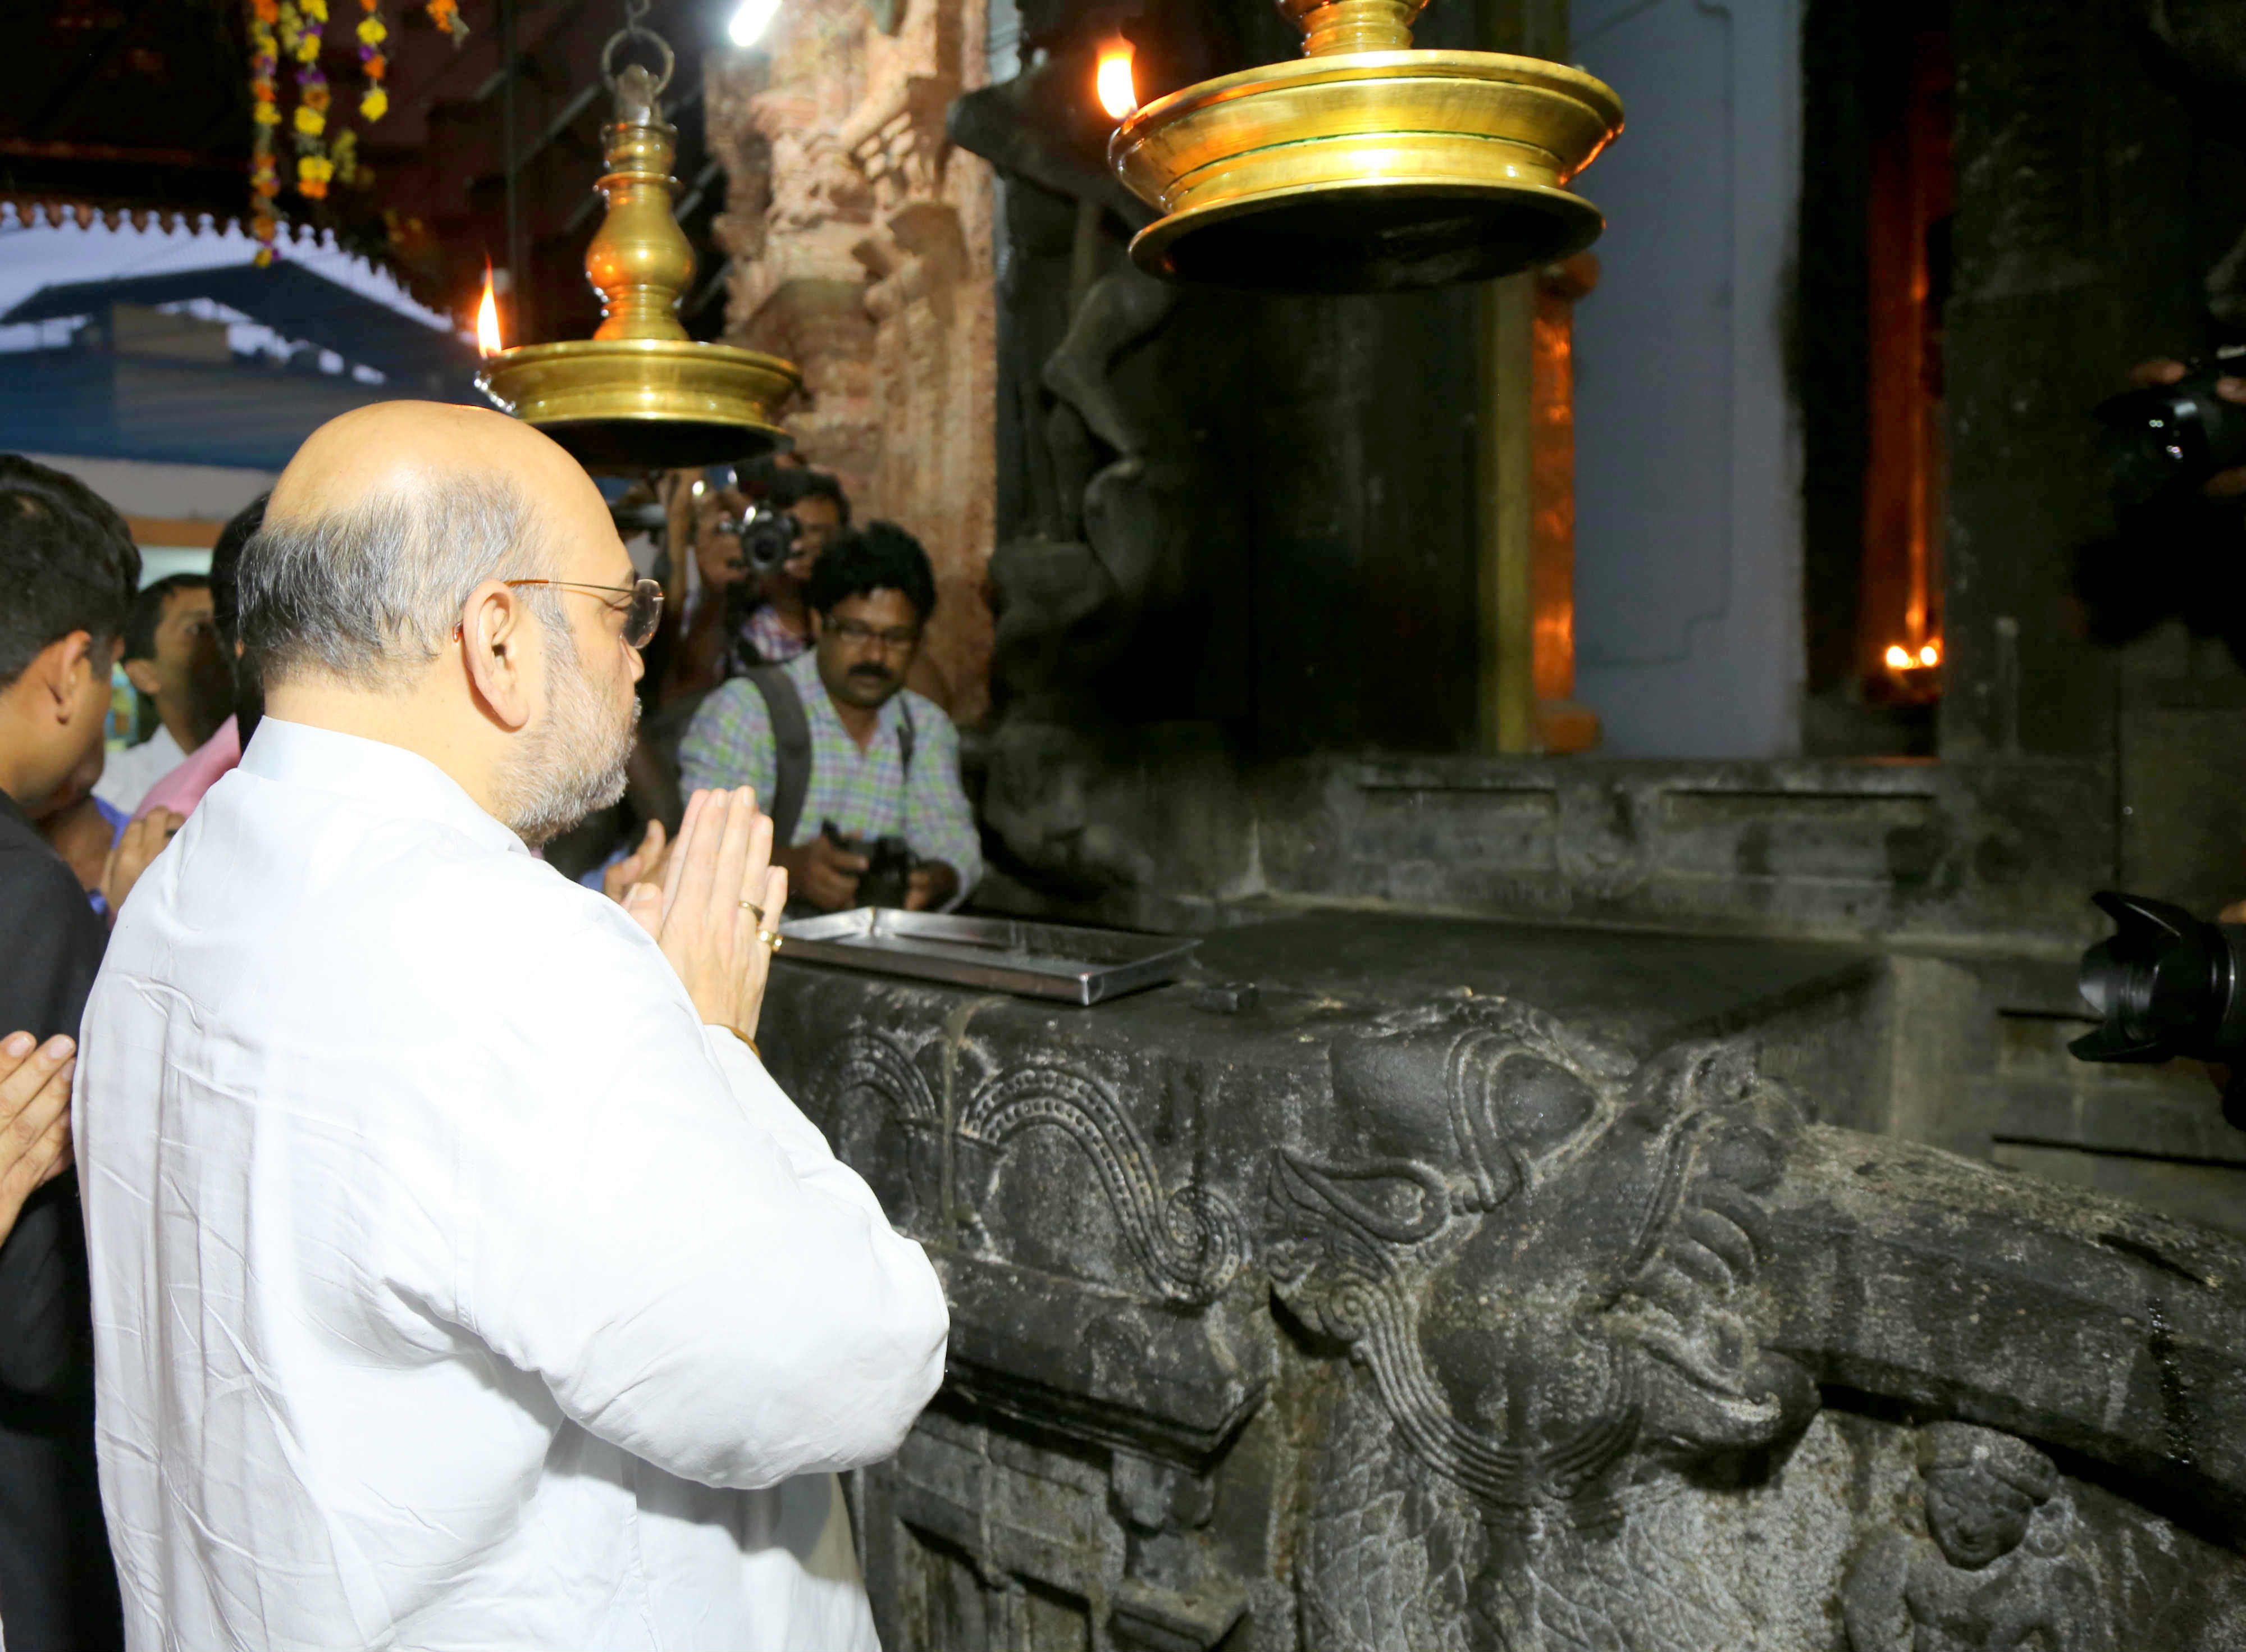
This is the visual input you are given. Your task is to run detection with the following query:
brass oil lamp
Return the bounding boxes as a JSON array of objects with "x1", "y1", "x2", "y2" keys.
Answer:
[
  {"x1": 1108, "y1": 0, "x2": 1624, "y2": 293},
  {"x1": 477, "y1": 33, "x2": 800, "y2": 468}
]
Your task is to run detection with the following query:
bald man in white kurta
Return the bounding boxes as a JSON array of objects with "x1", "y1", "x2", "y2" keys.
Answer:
[
  {"x1": 78, "y1": 720, "x2": 947, "y2": 1650},
  {"x1": 73, "y1": 401, "x2": 947, "y2": 1652}
]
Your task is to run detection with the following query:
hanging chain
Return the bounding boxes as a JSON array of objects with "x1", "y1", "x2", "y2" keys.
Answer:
[{"x1": 600, "y1": 0, "x2": 674, "y2": 94}]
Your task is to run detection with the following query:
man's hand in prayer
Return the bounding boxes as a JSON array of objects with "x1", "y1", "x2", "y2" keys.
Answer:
[
  {"x1": 620, "y1": 788, "x2": 789, "y2": 1042},
  {"x1": 0, "y1": 1033, "x2": 75, "y2": 1247},
  {"x1": 102, "y1": 809, "x2": 183, "y2": 921},
  {"x1": 773, "y1": 834, "x2": 869, "y2": 913},
  {"x1": 602, "y1": 818, "x2": 671, "y2": 906},
  {"x1": 903, "y1": 861, "x2": 960, "y2": 912}
]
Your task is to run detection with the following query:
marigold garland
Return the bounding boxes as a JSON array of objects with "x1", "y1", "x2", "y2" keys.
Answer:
[
  {"x1": 248, "y1": 0, "x2": 282, "y2": 262},
  {"x1": 280, "y1": 0, "x2": 332, "y2": 200},
  {"x1": 244, "y1": 0, "x2": 467, "y2": 257},
  {"x1": 357, "y1": 0, "x2": 389, "y2": 123}
]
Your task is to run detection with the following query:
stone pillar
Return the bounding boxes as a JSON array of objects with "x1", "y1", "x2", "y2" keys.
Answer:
[{"x1": 710, "y1": 0, "x2": 998, "y2": 720}]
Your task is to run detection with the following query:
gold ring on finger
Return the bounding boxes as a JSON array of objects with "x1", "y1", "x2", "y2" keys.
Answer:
[
  {"x1": 738, "y1": 899, "x2": 764, "y2": 919},
  {"x1": 757, "y1": 928, "x2": 784, "y2": 952}
]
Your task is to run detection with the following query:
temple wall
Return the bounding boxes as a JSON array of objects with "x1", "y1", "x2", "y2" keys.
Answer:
[{"x1": 709, "y1": 0, "x2": 998, "y2": 720}]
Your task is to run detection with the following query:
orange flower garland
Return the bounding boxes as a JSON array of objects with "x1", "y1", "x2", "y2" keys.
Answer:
[
  {"x1": 249, "y1": 0, "x2": 281, "y2": 262},
  {"x1": 244, "y1": 0, "x2": 467, "y2": 259}
]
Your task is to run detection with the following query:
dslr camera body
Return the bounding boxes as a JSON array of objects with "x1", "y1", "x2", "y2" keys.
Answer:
[
  {"x1": 720, "y1": 503, "x2": 802, "y2": 576},
  {"x1": 2094, "y1": 344, "x2": 2246, "y2": 510},
  {"x1": 699, "y1": 460, "x2": 804, "y2": 578},
  {"x1": 2075, "y1": 344, "x2": 2246, "y2": 666},
  {"x1": 823, "y1": 820, "x2": 918, "y2": 910}
]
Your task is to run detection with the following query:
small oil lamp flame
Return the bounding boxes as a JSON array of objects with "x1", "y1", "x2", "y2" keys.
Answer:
[
  {"x1": 476, "y1": 266, "x2": 503, "y2": 357},
  {"x1": 1097, "y1": 39, "x2": 1137, "y2": 121},
  {"x1": 1884, "y1": 638, "x2": 1943, "y2": 672}
]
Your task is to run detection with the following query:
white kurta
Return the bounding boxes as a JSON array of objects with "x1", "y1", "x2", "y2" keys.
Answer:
[{"x1": 75, "y1": 719, "x2": 948, "y2": 1652}]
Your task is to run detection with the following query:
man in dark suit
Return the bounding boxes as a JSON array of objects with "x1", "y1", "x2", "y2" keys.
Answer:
[{"x1": 0, "y1": 454, "x2": 139, "y2": 1652}]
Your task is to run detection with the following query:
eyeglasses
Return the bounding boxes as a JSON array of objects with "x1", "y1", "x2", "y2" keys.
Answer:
[
  {"x1": 826, "y1": 617, "x2": 921, "y2": 651},
  {"x1": 486, "y1": 578, "x2": 665, "y2": 649}
]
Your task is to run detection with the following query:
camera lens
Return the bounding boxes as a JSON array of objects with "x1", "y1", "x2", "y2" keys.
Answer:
[
  {"x1": 2096, "y1": 388, "x2": 2211, "y2": 511},
  {"x1": 2070, "y1": 892, "x2": 2246, "y2": 1064},
  {"x1": 731, "y1": 505, "x2": 800, "y2": 573}
]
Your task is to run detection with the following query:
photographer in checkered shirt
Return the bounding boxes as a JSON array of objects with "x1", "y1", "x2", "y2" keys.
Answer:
[{"x1": 679, "y1": 522, "x2": 980, "y2": 913}]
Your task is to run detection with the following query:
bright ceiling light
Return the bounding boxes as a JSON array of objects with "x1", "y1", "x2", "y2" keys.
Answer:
[{"x1": 728, "y1": 0, "x2": 781, "y2": 48}]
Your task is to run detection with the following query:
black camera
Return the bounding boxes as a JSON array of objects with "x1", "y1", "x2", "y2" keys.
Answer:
[
  {"x1": 824, "y1": 821, "x2": 917, "y2": 909},
  {"x1": 722, "y1": 504, "x2": 801, "y2": 575},
  {"x1": 2093, "y1": 345, "x2": 2246, "y2": 512},
  {"x1": 2074, "y1": 346, "x2": 2246, "y2": 667},
  {"x1": 2070, "y1": 891, "x2": 2246, "y2": 1127}
]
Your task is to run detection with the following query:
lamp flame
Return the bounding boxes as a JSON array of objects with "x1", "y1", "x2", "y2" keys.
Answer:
[
  {"x1": 1884, "y1": 644, "x2": 1911, "y2": 670},
  {"x1": 1097, "y1": 39, "x2": 1137, "y2": 121},
  {"x1": 1883, "y1": 638, "x2": 1943, "y2": 672},
  {"x1": 476, "y1": 266, "x2": 503, "y2": 357},
  {"x1": 1918, "y1": 641, "x2": 1939, "y2": 667}
]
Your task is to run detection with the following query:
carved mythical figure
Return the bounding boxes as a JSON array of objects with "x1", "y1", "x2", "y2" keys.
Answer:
[
  {"x1": 1843, "y1": 1423, "x2": 2111, "y2": 1652},
  {"x1": 1275, "y1": 1000, "x2": 1827, "y2": 1645},
  {"x1": 1275, "y1": 1003, "x2": 1816, "y2": 1521}
]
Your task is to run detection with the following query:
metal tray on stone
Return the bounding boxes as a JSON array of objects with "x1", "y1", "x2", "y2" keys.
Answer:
[{"x1": 776, "y1": 909, "x2": 1199, "y2": 1005}]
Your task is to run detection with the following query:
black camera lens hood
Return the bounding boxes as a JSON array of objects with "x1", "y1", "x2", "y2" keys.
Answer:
[{"x1": 2071, "y1": 891, "x2": 2246, "y2": 1064}]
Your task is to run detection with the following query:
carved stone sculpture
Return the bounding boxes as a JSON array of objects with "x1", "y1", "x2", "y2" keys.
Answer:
[
  {"x1": 759, "y1": 914, "x2": 2246, "y2": 1649},
  {"x1": 1276, "y1": 1006, "x2": 1815, "y2": 1515},
  {"x1": 1843, "y1": 1424, "x2": 2110, "y2": 1652}
]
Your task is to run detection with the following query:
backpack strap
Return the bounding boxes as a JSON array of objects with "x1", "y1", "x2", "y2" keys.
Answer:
[
  {"x1": 896, "y1": 695, "x2": 916, "y2": 782},
  {"x1": 744, "y1": 667, "x2": 813, "y2": 850}
]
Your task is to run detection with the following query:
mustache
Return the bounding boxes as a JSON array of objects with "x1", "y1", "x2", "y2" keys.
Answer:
[{"x1": 849, "y1": 664, "x2": 895, "y2": 681}]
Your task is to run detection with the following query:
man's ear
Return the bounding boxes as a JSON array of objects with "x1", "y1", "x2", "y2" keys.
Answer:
[
  {"x1": 458, "y1": 579, "x2": 537, "y2": 732},
  {"x1": 29, "y1": 631, "x2": 99, "y2": 725},
  {"x1": 807, "y1": 609, "x2": 825, "y2": 640},
  {"x1": 122, "y1": 656, "x2": 161, "y2": 696}
]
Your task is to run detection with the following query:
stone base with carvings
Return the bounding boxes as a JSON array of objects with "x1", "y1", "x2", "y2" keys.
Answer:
[{"x1": 760, "y1": 911, "x2": 2246, "y2": 1650}]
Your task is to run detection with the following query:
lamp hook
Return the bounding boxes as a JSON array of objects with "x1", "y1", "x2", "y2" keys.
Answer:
[{"x1": 600, "y1": 0, "x2": 675, "y2": 98}]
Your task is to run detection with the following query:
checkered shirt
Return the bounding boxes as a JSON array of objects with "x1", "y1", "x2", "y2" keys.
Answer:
[
  {"x1": 678, "y1": 648, "x2": 983, "y2": 901},
  {"x1": 737, "y1": 603, "x2": 809, "y2": 668}
]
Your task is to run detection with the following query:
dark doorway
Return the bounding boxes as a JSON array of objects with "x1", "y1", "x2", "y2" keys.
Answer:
[{"x1": 1798, "y1": 0, "x2": 1954, "y2": 756}]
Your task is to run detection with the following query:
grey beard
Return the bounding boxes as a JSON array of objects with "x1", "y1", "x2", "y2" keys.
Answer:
[{"x1": 498, "y1": 630, "x2": 638, "y2": 848}]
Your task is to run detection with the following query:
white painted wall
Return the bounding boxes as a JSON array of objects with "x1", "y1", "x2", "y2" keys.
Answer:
[
  {"x1": 1569, "y1": 0, "x2": 1804, "y2": 757},
  {"x1": 22, "y1": 452, "x2": 273, "y2": 525}
]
